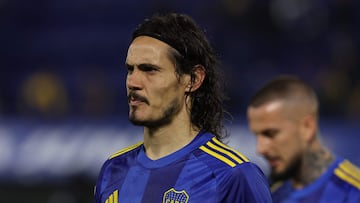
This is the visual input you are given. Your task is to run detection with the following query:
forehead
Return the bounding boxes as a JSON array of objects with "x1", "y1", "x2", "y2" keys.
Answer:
[
  {"x1": 248, "y1": 100, "x2": 296, "y2": 124},
  {"x1": 249, "y1": 100, "x2": 283, "y2": 113},
  {"x1": 248, "y1": 100, "x2": 305, "y2": 130},
  {"x1": 126, "y1": 36, "x2": 172, "y2": 65}
]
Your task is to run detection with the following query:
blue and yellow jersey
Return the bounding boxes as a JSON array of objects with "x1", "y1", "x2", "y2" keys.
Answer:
[
  {"x1": 94, "y1": 131, "x2": 272, "y2": 203},
  {"x1": 271, "y1": 158, "x2": 360, "y2": 203}
]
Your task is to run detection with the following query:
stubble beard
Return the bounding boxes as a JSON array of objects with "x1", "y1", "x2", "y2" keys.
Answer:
[
  {"x1": 270, "y1": 153, "x2": 302, "y2": 182},
  {"x1": 129, "y1": 98, "x2": 182, "y2": 129}
]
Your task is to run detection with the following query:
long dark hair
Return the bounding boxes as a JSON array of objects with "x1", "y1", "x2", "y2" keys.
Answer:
[{"x1": 131, "y1": 13, "x2": 229, "y2": 140}]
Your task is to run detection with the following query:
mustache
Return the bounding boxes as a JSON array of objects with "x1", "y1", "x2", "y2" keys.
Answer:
[{"x1": 128, "y1": 91, "x2": 149, "y2": 105}]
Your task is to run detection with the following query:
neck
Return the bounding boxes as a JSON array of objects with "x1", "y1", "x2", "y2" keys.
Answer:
[
  {"x1": 292, "y1": 141, "x2": 334, "y2": 188},
  {"x1": 143, "y1": 112, "x2": 199, "y2": 160}
]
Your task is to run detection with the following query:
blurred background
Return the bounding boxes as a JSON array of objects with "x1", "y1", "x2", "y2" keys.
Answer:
[{"x1": 1, "y1": 0, "x2": 360, "y2": 202}]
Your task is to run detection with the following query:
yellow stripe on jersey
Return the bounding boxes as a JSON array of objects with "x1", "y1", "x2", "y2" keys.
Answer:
[
  {"x1": 199, "y1": 146, "x2": 236, "y2": 167},
  {"x1": 334, "y1": 168, "x2": 360, "y2": 190},
  {"x1": 339, "y1": 160, "x2": 360, "y2": 181},
  {"x1": 113, "y1": 190, "x2": 118, "y2": 203},
  {"x1": 105, "y1": 190, "x2": 119, "y2": 203},
  {"x1": 206, "y1": 142, "x2": 244, "y2": 164},
  {"x1": 109, "y1": 142, "x2": 143, "y2": 160},
  {"x1": 211, "y1": 137, "x2": 250, "y2": 162}
]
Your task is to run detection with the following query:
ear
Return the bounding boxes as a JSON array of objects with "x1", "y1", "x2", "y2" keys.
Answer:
[
  {"x1": 300, "y1": 114, "x2": 317, "y2": 142},
  {"x1": 185, "y1": 65, "x2": 206, "y2": 92}
]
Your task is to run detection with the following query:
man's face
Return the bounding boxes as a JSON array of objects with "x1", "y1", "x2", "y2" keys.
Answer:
[
  {"x1": 125, "y1": 36, "x2": 189, "y2": 128},
  {"x1": 247, "y1": 100, "x2": 305, "y2": 181}
]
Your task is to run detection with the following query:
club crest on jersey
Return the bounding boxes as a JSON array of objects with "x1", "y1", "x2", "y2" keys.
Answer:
[{"x1": 162, "y1": 188, "x2": 189, "y2": 203}]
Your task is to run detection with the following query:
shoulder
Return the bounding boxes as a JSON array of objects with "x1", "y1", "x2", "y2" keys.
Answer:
[
  {"x1": 197, "y1": 136, "x2": 250, "y2": 169},
  {"x1": 96, "y1": 142, "x2": 143, "y2": 190},
  {"x1": 196, "y1": 137, "x2": 271, "y2": 201},
  {"x1": 108, "y1": 141, "x2": 143, "y2": 160},
  {"x1": 94, "y1": 142, "x2": 142, "y2": 201},
  {"x1": 333, "y1": 159, "x2": 360, "y2": 190},
  {"x1": 99, "y1": 141, "x2": 143, "y2": 171},
  {"x1": 196, "y1": 137, "x2": 267, "y2": 180}
]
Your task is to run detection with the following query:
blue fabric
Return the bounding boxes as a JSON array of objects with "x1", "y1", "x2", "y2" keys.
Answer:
[
  {"x1": 94, "y1": 132, "x2": 272, "y2": 203},
  {"x1": 271, "y1": 157, "x2": 360, "y2": 203}
]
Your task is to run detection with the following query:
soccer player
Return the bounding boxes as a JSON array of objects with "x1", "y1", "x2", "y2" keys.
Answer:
[
  {"x1": 94, "y1": 13, "x2": 272, "y2": 203},
  {"x1": 247, "y1": 75, "x2": 360, "y2": 202}
]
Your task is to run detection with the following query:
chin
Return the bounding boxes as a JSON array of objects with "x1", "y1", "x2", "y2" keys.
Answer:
[
  {"x1": 129, "y1": 114, "x2": 173, "y2": 128},
  {"x1": 271, "y1": 164, "x2": 299, "y2": 182},
  {"x1": 129, "y1": 114, "x2": 146, "y2": 126},
  {"x1": 270, "y1": 171, "x2": 289, "y2": 182}
]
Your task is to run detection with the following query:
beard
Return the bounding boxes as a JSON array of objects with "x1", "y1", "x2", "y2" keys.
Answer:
[
  {"x1": 129, "y1": 97, "x2": 182, "y2": 128},
  {"x1": 270, "y1": 153, "x2": 302, "y2": 182}
]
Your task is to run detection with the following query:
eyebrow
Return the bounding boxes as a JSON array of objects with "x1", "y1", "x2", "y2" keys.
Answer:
[
  {"x1": 125, "y1": 63, "x2": 132, "y2": 68},
  {"x1": 138, "y1": 63, "x2": 161, "y2": 69},
  {"x1": 125, "y1": 62, "x2": 161, "y2": 70},
  {"x1": 260, "y1": 128, "x2": 279, "y2": 136}
]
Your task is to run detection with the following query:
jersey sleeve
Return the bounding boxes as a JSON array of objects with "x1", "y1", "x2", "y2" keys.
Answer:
[
  {"x1": 93, "y1": 159, "x2": 111, "y2": 203},
  {"x1": 220, "y1": 162, "x2": 273, "y2": 203}
]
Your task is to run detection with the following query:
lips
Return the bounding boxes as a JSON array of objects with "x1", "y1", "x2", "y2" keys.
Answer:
[
  {"x1": 269, "y1": 159, "x2": 279, "y2": 168},
  {"x1": 266, "y1": 156, "x2": 280, "y2": 168},
  {"x1": 129, "y1": 97, "x2": 141, "y2": 105},
  {"x1": 128, "y1": 92, "x2": 149, "y2": 105}
]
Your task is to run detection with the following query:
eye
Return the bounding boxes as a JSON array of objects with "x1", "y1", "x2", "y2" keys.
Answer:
[
  {"x1": 125, "y1": 64, "x2": 134, "y2": 74},
  {"x1": 143, "y1": 66, "x2": 156, "y2": 72},
  {"x1": 261, "y1": 129, "x2": 278, "y2": 138},
  {"x1": 139, "y1": 64, "x2": 159, "y2": 73}
]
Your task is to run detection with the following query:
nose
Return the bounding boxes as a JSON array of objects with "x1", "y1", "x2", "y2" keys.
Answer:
[
  {"x1": 126, "y1": 69, "x2": 142, "y2": 91},
  {"x1": 256, "y1": 136, "x2": 270, "y2": 156}
]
